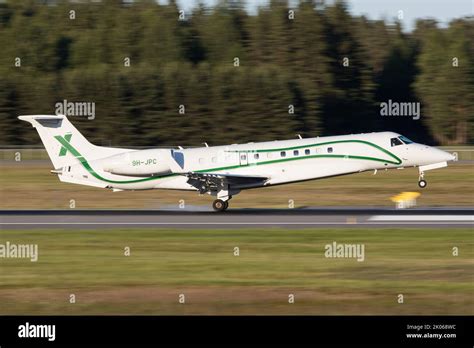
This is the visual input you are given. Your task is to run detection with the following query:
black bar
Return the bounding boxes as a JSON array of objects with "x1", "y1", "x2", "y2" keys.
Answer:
[{"x1": 0, "y1": 316, "x2": 472, "y2": 346}]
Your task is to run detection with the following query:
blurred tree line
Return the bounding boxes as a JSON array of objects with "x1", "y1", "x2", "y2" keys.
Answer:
[{"x1": 0, "y1": 0, "x2": 472, "y2": 147}]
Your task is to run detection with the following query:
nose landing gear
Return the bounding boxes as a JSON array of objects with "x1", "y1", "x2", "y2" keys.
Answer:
[{"x1": 418, "y1": 171, "x2": 427, "y2": 188}]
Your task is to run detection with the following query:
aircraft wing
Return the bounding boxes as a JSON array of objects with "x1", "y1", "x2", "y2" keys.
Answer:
[{"x1": 182, "y1": 172, "x2": 268, "y2": 192}]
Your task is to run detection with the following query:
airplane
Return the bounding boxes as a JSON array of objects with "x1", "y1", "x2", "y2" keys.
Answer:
[{"x1": 19, "y1": 114, "x2": 456, "y2": 212}]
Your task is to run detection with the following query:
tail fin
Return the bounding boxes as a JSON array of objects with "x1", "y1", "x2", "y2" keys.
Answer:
[{"x1": 18, "y1": 115, "x2": 127, "y2": 169}]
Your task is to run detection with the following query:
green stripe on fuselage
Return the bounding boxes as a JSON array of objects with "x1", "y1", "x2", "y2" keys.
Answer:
[
  {"x1": 53, "y1": 136, "x2": 401, "y2": 185},
  {"x1": 229, "y1": 140, "x2": 401, "y2": 165}
]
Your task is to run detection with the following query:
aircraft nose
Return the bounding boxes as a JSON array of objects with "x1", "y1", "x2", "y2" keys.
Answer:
[{"x1": 431, "y1": 148, "x2": 456, "y2": 162}]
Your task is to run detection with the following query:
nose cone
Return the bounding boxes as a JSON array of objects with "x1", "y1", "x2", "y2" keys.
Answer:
[{"x1": 432, "y1": 148, "x2": 456, "y2": 162}]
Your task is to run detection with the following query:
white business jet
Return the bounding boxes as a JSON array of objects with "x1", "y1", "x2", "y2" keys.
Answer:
[{"x1": 19, "y1": 115, "x2": 455, "y2": 211}]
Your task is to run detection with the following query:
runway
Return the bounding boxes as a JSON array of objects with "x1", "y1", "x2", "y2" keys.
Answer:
[{"x1": 1, "y1": 208, "x2": 473, "y2": 229}]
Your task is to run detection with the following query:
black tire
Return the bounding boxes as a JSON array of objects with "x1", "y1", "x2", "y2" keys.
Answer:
[
  {"x1": 223, "y1": 201, "x2": 229, "y2": 210},
  {"x1": 212, "y1": 199, "x2": 226, "y2": 212},
  {"x1": 418, "y1": 180, "x2": 427, "y2": 188}
]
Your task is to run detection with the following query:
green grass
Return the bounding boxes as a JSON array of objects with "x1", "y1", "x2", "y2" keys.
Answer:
[{"x1": 0, "y1": 228, "x2": 472, "y2": 315}]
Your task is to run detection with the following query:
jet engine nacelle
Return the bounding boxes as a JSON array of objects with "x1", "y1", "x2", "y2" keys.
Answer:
[{"x1": 101, "y1": 149, "x2": 174, "y2": 176}]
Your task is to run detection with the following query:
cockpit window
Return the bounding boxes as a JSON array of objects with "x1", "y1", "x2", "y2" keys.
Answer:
[
  {"x1": 398, "y1": 135, "x2": 414, "y2": 144},
  {"x1": 391, "y1": 137, "x2": 403, "y2": 147}
]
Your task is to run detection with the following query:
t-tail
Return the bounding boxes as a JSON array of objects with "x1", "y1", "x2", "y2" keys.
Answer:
[{"x1": 18, "y1": 115, "x2": 130, "y2": 187}]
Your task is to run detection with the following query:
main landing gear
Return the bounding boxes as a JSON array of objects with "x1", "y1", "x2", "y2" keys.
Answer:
[
  {"x1": 212, "y1": 187, "x2": 234, "y2": 212},
  {"x1": 418, "y1": 171, "x2": 427, "y2": 188},
  {"x1": 212, "y1": 199, "x2": 229, "y2": 212}
]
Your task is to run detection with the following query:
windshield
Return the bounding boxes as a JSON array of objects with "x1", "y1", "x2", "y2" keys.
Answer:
[
  {"x1": 391, "y1": 137, "x2": 403, "y2": 147},
  {"x1": 398, "y1": 135, "x2": 414, "y2": 144}
]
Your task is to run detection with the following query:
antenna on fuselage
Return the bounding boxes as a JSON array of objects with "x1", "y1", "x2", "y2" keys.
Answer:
[
  {"x1": 296, "y1": 134, "x2": 302, "y2": 139},
  {"x1": 202, "y1": 142, "x2": 209, "y2": 147}
]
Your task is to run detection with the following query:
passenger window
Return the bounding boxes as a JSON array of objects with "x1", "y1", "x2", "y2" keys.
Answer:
[
  {"x1": 305, "y1": 149, "x2": 310, "y2": 155},
  {"x1": 280, "y1": 151, "x2": 286, "y2": 158},
  {"x1": 240, "y1": 154, "x2": 247, "y2": 161},
  {"x1": 293, "y1": 150, "x2": 299, "y2": 156},
  {"x1": 391, "y1": 138, "x2": 403, "y2": 147},
  {"x1": 327, "y1": 147, "x2": 333, "y2": 153},
  {"x1": 254, "y1": 153, "x2": 259, "y2": 160}
]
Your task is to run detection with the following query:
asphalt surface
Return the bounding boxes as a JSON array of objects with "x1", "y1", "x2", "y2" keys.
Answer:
[{"x1": 0, "y1": 208, "x2": 473, "y2": 229}]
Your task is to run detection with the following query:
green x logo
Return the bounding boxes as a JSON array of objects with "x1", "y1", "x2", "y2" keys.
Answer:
[{"x1": 58, "y1": 133, "x2": 72, "y2": 156}]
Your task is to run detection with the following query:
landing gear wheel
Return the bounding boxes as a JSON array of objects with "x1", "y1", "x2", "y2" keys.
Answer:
[
  {"x1": 212, "y1": 199, "x2": 228, "y2": 212},
  {"x1": 223, "y1": 201, "x2": 229, "y2": 210},
  {"x1": 418, "y1": 179, "x2": 427, "y2": 188}
]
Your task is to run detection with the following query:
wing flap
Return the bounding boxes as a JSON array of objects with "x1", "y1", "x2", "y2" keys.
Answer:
[{"x1": 182, "y1": 172, "x2": 268, "y2": 193}]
